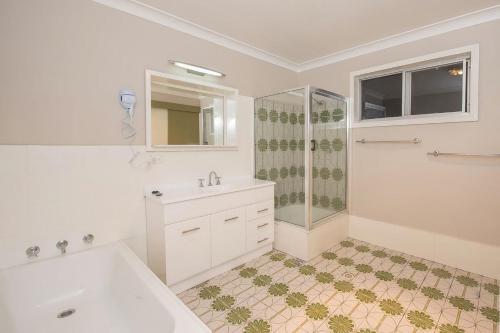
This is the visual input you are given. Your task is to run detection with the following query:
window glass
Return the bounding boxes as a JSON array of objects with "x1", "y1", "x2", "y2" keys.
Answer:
[
  {"x1": 360, "y1": 73, "x2": 402, "y2": 120},
  {"x1": 411, "y1": 62, "x2": 464, "y2": 115}
]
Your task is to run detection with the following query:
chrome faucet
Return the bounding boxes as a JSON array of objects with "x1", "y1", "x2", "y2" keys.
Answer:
[
  {"x1": 82, "y1": 234, "x2": 94, "y2": 244},
  {"x1": 198, "y1": 178, "x2": 205, "y2": 188},
  {"x1": 56, "y1": 240, "x2": 68, "y2": 254},
  {"x1": 208, "y1": 171, "x2": 221, "y2": 186},
  {"x1": 26, "y1": 245, "x2": 40, "y2": 258}
]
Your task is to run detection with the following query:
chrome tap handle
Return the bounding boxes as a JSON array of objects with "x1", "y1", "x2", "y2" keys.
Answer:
[
  {"x1": 216, "y1": 176, "x2": 221, "y2": 185},
  {"x1": 26, "y1": 245, "x2": 40, "y2": 258},
  {"x1": 208, "y1": 171, "x2": 218, "y2": 186},
  {"x1": 198, "y1": 178, "x2": 205, "y2": 188},
  {"x1": 56, "y1": 240, "x2": 68, "y2": 254},
  {"x1": 83, "y1": 234, "x2": 94, "y2": 244}
]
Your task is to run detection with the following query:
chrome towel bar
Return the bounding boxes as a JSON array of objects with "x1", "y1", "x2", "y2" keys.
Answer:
[
  {"x1": 427, "y1": 150, "x2": 500, "y2": 158},
  {"x1": 356, "y1": 138, "x2": 421, "y2": 144}
]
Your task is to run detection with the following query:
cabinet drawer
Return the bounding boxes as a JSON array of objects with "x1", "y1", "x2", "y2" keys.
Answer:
[
  {"x1": 164, "y1": 216, "x2": 211, "y2": 285},
  {"x1": 246, "y1": 200, "x2": 274, "y2": 221},
  {"x1": 246, "y1": 215, "x2": 274, "y2": 251},
  {"x1": 211, "y1": 207, "x2": 246, "y2": 266}
]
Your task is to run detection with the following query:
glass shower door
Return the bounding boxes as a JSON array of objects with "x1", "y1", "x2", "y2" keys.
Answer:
[{"x1": 310, "y1": 88, "x2": 347, "y2": 223}]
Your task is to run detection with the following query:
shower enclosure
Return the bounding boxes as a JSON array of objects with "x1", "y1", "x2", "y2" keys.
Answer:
[{"x1": 254, "y1": 86, "x2": 348, "y2": 232}]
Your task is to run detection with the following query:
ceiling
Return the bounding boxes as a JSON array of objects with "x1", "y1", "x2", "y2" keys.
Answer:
[{"x1": 141, "y1": 0, "x2": 500, "y2": 64}]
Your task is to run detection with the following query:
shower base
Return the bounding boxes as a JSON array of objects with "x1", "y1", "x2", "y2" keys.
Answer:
[
  {"x1": 274, "y1": 211, "x2": 348, "y2": 261},
  {"x1": 275, "y1": 204, "x2": 335, "y2": 227}
]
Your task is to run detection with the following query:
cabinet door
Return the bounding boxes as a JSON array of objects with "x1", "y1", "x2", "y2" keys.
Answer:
[
  {"x1": 165, "y1": 216, "x2": 211, "y2": 285},
  {"x1": 210, "y1": 207, "x2": 246, "y2": 267}
]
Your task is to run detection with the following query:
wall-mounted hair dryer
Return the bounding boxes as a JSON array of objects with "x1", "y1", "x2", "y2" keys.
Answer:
[{"x1": 119, "y1": 89, "x2": 136, "y2": 119}]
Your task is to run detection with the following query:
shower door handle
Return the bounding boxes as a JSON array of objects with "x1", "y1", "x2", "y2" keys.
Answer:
[{"x1": 311, "y1": 139, "x2": 316, "y2": 151}]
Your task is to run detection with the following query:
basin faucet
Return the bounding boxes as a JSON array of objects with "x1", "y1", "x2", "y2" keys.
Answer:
[
  {"x1": 56, "y1": 240, "x2": 68, "y2": 254},
  {"x1": 208, "y1": 171, "x2": 221, "y2": 186}
]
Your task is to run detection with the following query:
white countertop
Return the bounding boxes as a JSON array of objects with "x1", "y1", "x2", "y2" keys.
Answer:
[{"x1": 145, "y1": 177, "x2": 275, "y2": 205}]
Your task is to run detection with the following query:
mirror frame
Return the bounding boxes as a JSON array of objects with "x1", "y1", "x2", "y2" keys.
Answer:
[{"x1": 145, "y1": 70, "x2": 239, "y2": 151}]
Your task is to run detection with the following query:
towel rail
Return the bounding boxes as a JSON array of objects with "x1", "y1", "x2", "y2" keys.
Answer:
[
  {"x1": 427, "y1": 150, "x2": 500, "y2": 158},
  {"x1": 356, "y1": 138, "x2": 421, "y2": 144}
]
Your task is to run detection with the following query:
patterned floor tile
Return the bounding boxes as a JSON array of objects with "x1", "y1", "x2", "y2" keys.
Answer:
[{"x1": 179, "y1": 238, "x2": 499, "y2": 332}]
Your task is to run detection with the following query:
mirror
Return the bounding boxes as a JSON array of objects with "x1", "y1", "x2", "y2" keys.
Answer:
[{"x1": 146, "y1": 71, "x2": 238, "y2": 151}]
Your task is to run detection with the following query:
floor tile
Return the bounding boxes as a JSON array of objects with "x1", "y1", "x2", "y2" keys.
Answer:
[{"x1": 179, "y1": 238, "x2": 499, "y2": 332}]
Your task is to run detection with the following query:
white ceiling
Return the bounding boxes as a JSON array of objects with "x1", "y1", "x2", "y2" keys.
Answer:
[{"x1": 141, "y1": 0, "x2": 500, "y2": 63}]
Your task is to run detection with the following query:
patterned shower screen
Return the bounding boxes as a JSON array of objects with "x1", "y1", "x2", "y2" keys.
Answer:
[
  {"x1": 254, "y1": 89, "x2": 306, "y2": 227},
  {"x1": 310, "y1": 89, "x2": 347, "y2": 223},
  {"x1": 254, "y1": 87, "x2": 348, "y2": 228}
]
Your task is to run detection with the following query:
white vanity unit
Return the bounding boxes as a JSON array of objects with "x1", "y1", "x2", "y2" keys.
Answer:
[{"x1": 145, "y1": 178, "x2": 275, "y2": 293}]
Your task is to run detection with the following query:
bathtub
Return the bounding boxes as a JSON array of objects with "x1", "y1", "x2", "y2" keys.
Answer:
[{"x1": 0, "y1": 242, "x2": 210, "y2": 333}]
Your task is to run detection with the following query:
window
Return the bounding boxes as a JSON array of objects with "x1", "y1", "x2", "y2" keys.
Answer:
[
  {"x1": 351, "y1": 46, "x2": 478, "y2": 127},
  {"x1": 361, "y1": 73, "x2": 402, "y2": 119},
  {"x1": 410, "y1": 62, "x2": 465, "y2": 115}
]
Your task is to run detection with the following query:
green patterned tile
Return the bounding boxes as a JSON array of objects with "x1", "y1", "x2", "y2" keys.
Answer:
[{"x1": 179, "y1": 238, "x2": 498, "y2": 333}]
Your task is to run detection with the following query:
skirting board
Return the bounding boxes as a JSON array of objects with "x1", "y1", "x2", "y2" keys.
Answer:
[{"x1": 348, "y1": 215, "x2": 500, "y2": 279}]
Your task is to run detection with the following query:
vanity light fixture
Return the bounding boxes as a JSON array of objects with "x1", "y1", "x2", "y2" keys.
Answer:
[{"x1": 169, "y1": 60, "x2": 225, "y2": 77}]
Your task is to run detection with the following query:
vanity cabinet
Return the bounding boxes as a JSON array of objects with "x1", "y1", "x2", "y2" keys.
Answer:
[
  {"x1": 210, "y1": 207, "x2": 246, "y2": 267},
  {"x1": 145, "y1": 180, "x2": 274, "y2": 293},
  {"x1": 164, "y1": 216, "x2": 211, "y2": 285}
]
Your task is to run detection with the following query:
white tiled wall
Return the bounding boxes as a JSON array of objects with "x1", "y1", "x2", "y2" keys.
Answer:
[{"x1": 0, "y1": 96, "x2": 253, "y2": 269}]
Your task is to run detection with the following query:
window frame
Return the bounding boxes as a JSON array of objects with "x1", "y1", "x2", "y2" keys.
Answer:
[{"x1": 349, "y1": 45, "x2": 479, "y2": 128}]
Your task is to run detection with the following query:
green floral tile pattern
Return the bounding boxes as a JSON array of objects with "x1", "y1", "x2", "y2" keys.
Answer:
[
  {"x1": 286, "y1": 292, "x2": 308, "y2": 308},
  {"x1": 379, "y1": 299, "x2": 404, "y2": 315},
  {"x1": 421, "y1": 286, "x2": 445, "y2": 300},
  {"x1": 227, "y1": 307, "x2": 251, "y2": 325},
  {"x1": 245, "y1": 319, "x2": 271, "y2": 333},
  {"x1": 199, "y1": 285, "x2": 221, "y2": 299},
  {"x1": 375, "y1": 270, "x2": 394, "y2": 281},
  {"x1": 407, "y1": 310, "x2": 434, "y2": 329},
  {"x1": 268, "y1": 283, "x2": 289, "y2": 296},
  {"x1": 179, "y1": 238, "x2": 499, "y2": 333},
  {"x1": 212, "y1": 295, "x2": 235, "y2": 311},
  {"x1": 329, "y1": 315, "x2": 354, "y2": 333},
  {"x1": 253, "y1": 94, "x2": 347, "y2": 225},
  {"x1": 306, "y1": 303, "x2": 329, "y2": 320}
]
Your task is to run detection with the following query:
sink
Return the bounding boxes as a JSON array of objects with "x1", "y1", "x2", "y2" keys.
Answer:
[
  {"x1": 199, "y1": 184, "x2": 230, "y2": 193},
  {"x1": 146, "y1": 177, "x2": 275, "y2": 204}
]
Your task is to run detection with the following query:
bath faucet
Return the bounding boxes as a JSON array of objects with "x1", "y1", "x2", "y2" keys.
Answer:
[
  {"x1": 208, "y1": 171, "x2": 221, "y2": 186},
  {"x1": 82, "y1": 234, "x2": 94, "y2": 244},
  {"x1": 56, "y1": 240, "x2": 68, "y2": 254},
  {"x1": 26, "y1": 245, "x2": 40, "y2": 258}
]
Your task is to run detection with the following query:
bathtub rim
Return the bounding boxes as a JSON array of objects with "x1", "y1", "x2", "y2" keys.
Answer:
[{"x1": 0, "y1": 241, "x2": 210, "y2": 333}]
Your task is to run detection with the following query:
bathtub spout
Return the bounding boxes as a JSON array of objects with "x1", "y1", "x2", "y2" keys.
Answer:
[{"x1": 56, "y1": 240, "x2": 68, "y2": 254}]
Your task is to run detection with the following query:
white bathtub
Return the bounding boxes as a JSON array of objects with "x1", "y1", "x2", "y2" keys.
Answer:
[{"x1": 0, "y1": 242, "x2": 209, "y2": 333}]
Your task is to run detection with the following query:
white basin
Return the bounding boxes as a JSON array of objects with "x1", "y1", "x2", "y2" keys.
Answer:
[{"x1": 146, "y1": 177, "x2": 275, "y2": 204}]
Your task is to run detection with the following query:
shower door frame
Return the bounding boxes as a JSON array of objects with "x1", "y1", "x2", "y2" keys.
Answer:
[
  {"x1": 254, "y1": 86, "x2": 349, "y2": 231},
  {"x1": 306, "y1": 86, "x2": 349, "y2": 231}
]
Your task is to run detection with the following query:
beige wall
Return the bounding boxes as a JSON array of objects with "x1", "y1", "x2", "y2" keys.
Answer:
[
  {"x1": 1, "y1": 0, "x2": 499, "y2": 250},
  {"x1": 299, "y1": 20, "x2": 500, "y2": 247},
  {"x1": 0, "y1": 0, "x2": 297, "y2": 145}
]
